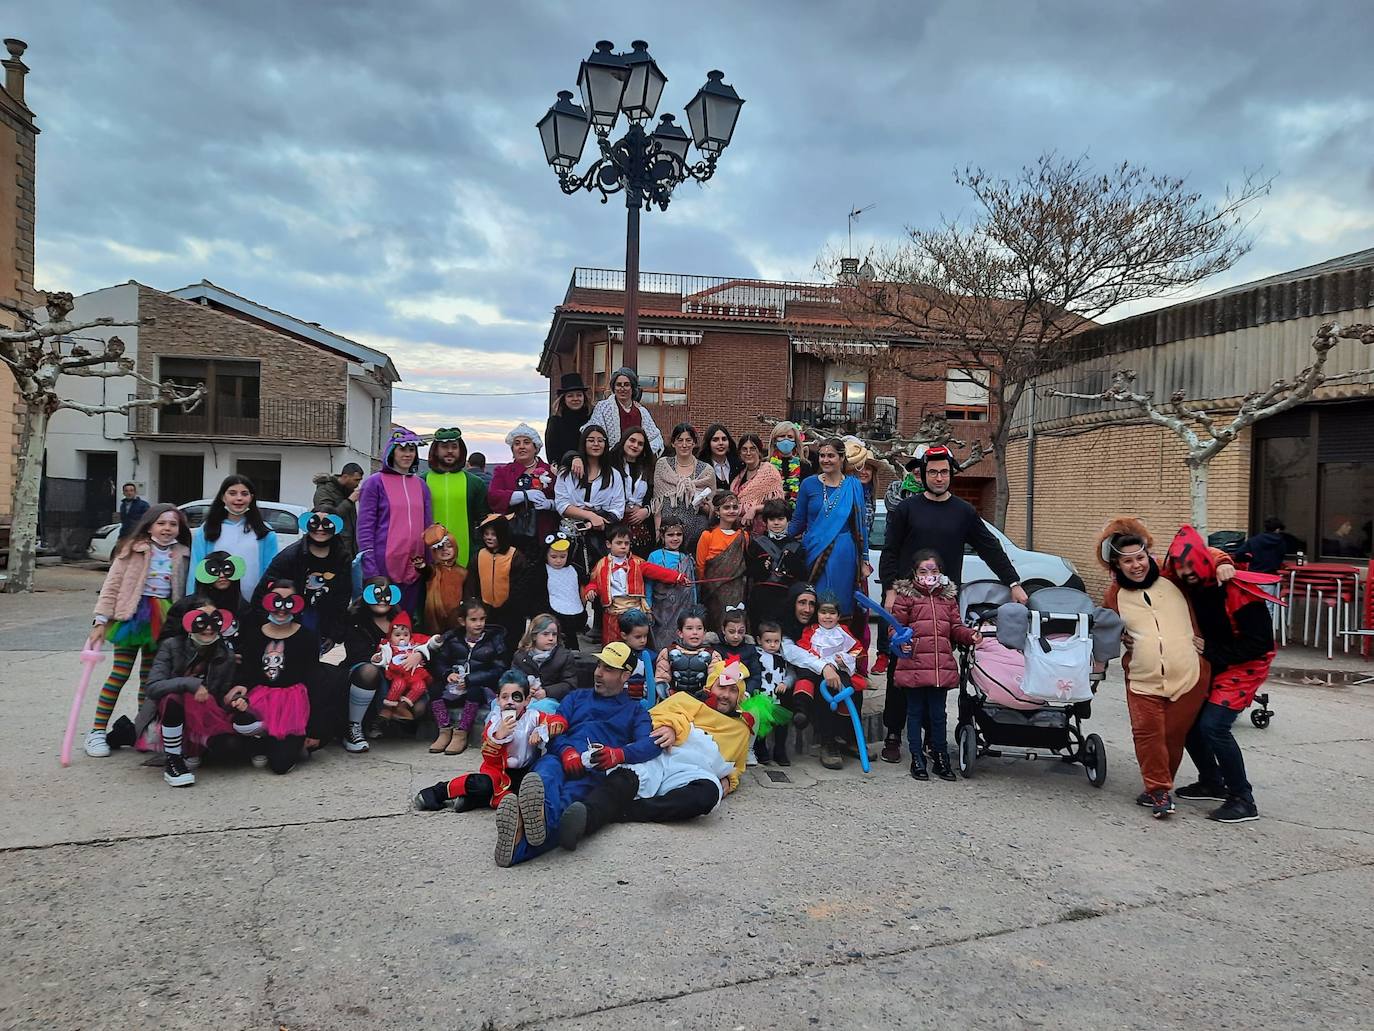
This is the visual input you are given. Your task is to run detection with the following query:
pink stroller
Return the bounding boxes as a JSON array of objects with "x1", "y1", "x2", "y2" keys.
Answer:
[{"x1": 954, "y1": 581, "x2": 1108, "y2": 788}]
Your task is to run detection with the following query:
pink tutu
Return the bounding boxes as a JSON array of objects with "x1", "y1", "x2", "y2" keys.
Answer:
[
  {"x1": 159, "y1": 693, "x2": 235, "y2": 752},
  {"x1": 246, "y1": 683, "x2": 310, "y2": 738}
]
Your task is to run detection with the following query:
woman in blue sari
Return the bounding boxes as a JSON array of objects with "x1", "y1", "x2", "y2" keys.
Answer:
[{"x1": 788, "y1": 437, "x2": 871, "y2": 618}]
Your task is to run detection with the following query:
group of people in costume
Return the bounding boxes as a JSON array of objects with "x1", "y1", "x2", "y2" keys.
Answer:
[{"x1": 78, "y1": 370, "x2": 1279, "y2": 845}]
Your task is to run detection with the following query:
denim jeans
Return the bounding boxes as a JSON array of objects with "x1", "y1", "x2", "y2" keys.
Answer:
[
  {"x1": 905, "y1": 687, "x2": 949, "y2": 760},
  {"x1": 1185, "y1": 701, "x2": 1252, "y2": 799}
]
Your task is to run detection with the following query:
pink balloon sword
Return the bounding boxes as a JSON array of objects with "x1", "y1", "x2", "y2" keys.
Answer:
[{"x1": 61, "y1": 647, "x2": 104, "y2": 767}]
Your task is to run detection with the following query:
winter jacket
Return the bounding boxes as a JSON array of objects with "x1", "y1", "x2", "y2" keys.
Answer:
[
  {"x1": 134, "y1": 636, "x2": 237, "y2": 737},
  {"x1": 426, "y1": 627, "x2": 507, "y2": 698},
  {"x1": 357, "y1": 428, "x2": 433, "y2": 584},
  {"x1": 340, "y1": 608, "x2": 395, "y2": 668},
  {"x1": 118, "y1": 496, "x2": 150, "y2": 538},
  {"x1": 95, "y1": 540, "x2": 190, "y2": 622},
  {"x1": 488, "y1": 460, "x2": 558, "y2": 544},
  {"x1": 889, "y1": 579, "x2": 977, "y2": 690},
  {"x1": 512, "y1": 645, "x2": 579, "y2": 701},
  {"x1": 311, "y1": 473, "x2": 358, "y2": 548}
]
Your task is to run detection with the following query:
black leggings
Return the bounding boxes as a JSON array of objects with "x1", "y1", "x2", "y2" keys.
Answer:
[
  {"x1": 583, "y1": 768, "x2": 720, "y2": 828},
  {"x1": 261, "y1": 735, "x2": 305, "y2": 775}
]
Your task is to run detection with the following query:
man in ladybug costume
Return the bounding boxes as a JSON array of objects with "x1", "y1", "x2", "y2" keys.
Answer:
[{"x1": 1163, "y1": 526, "x2": 1279, "y2": 824}]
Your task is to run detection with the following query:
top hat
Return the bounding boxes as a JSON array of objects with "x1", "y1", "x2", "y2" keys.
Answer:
[{"x1": 557, "y1": 372, "x2": 589, "y2": 395}]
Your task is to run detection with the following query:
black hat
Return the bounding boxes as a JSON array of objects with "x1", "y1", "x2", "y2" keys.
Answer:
[{"x1": 556, "y1": 372, "x2": 589, "y2": 395}]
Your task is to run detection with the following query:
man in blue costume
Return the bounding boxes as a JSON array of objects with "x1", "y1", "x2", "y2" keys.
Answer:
[{"x1": 494, "y1": 642, "x2": 671, "y2": 867}]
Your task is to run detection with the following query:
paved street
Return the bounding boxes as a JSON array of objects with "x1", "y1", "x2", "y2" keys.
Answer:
[{"x1": 2, "y1": 570, "x2": 1372, "y2": 1030}]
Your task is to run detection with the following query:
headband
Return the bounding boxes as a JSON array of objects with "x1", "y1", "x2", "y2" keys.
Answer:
[
  {"x1": 299, "y1": 512, "x2": 344, "y2": 536},
  {"x1": 195, "y1": 553, "x2": 246, "y2": 584},
  {"x1": 362, "y1": 583, "x2": 402, "y2": 606}
]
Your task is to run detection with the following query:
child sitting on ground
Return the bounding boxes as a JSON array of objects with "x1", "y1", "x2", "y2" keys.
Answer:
[
  {"x1": 654, "y1": 605, "x2": 722, "y2": 698},
  {"x1": 512, "y1": 613, "x2": 579, "y2": 714},
  {"x1": 412, "y1": 670, "x2": 567, "y2": 812},
  {"x1": 375, "y1": 612, "x2": 432, "y2": 719},
  {"x1": 583, "y1": 523, "x2": 686, "y2": 645},
  {"x1": 713, "y1": 605, "x2": 761, "y2": 695},
  {"x1": 750, "y1": 620, "x2": 796, "y2": 766},
  {"x1": 646, "y1": 517, "x2": 697, "y2": 652},
  {"x1": 890, "y1": 549, "x2": 981, "y2": 782},
  {"x1": 744, "y1": 499, "x2": 806, "y2": 634}
]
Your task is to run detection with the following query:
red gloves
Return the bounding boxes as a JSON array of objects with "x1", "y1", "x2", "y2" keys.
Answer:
[
  {"x1": 590, "y1": 745, "x2": 624, "y2": 771},
  {"x1": 560, "y1": 747, "x2": 585, "y2": 777},
  {"x1": 626, "y1": 678, "x2": 645, "y2": 700}
]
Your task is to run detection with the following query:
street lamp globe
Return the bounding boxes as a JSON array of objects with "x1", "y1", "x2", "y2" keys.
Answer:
[
  {"x1": 577, "y1": 40, "x2": 629, "y2": 133},
  {"x1": 536, "y1": 90, "x2": 591, "y2": 171},
  {"x1": 619, "y1": 40, "x2": 667, "y2": 125},
  {"x1": 684, "y1": 70, "x2": 744, "y2": 156}
]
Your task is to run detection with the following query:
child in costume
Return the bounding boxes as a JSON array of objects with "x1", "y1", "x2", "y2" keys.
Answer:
[
  {"x1": 583, "y1": 523, "x2": 686, "y2": 644},
  {"x1": 192, "y1": 550, "x2": 248, "y2": 650},
  {"x1": 83, "y1": 504, "x2": 191, "y2": 758},
  {"x1": 228, "y1": 580, "x2": 319, "y2": 775},
  {"x1": 654, "y1": 606, "x2": 722, "y2": 697},
  {"x1": 413, "y1": 670, "x2": 567, "y2": 812},
  {"x1": 513, "y1": 614, "x2": 579, "y2": 714},
  {"x1": 714, "y1": 605, "x2": 761, "y2": 694},
  {"x1": 750, "y1": 620, "x2": 796, "y2": 765},
  {"x1": 745, "y1": 499, "x2": 807, "y2": 634},
  {"x1": 695, "y1": 491, "x2": 749, "y2": 635},
  {"x1": 252, "y1": 509, "x2": 353, "y2": 650},
  {"x1": 646, "y1": 517, "x2": 697, "y2": 651},
  {"x1": 419, "y1": 522, "x2": 466, "y2": 633},
  {"x1": 375, "y1": 611, "x2": 432, "y2": 718},
  {"x1": 617, "y1": 607, "x2": 660, "y2": 708},
  {"x1": 525, "y1": 531, "x2": 587, "y2": 649},
  {"x1": 469, "y1": 513, "x2": 527, "y2": 659},
  {"x1": 415, "y1": 598, "x2": 507, "y2": 755},
  {"x1": 797, "y1": 596, "x2": 867, "y2": 694},
  {"x1": 890, "y1": 549, "x2": 981, "y2": 782}
]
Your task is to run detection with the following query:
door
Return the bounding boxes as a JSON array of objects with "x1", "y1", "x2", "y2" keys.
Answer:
[
  {"x1": 236, "y1": 458, "x2": 281, "y2": 503},
  {"x1": 823, "y1": 363, "x2": 867, "y2": 422},
  {"x1": 82, "y1": 451, "x2": 119, "y2": 528},
  {"x1": 158, "y1": 454, "x2": 205, "y2": 506}
]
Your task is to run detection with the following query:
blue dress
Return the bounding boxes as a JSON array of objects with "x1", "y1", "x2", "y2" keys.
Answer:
[{"x1": 788, "y1": 475, "x2": 869, "y2": 617}]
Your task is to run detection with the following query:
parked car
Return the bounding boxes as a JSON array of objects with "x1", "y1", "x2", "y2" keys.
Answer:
[
  {"x1": 87, "y1": 500, "x2": 306, "y2": 564},
  {"x1": 865, "y1": 500, "x2": 1084, "y2": 605}
]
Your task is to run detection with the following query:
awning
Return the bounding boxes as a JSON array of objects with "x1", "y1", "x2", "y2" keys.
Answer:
[
  {"x1": 790, "y1": 335, "x2": 889, "y2": 357},
  {"x1": 608, "y1": 327, "x2": 703, "y2": 347}
]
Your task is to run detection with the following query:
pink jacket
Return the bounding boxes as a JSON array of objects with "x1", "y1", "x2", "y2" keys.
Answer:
[{"x1": 94, "y1": 540, "x2": 190, "y2": 622}]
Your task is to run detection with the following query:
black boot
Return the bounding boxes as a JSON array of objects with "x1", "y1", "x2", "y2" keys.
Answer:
[
  {"x1": 931, "y1": 752, "x2": 956, "y2": 782},
  {"x1": 753, "y1": 736, "x2": 772, "y2": 765},
  {"x1": 772, "y1": 726, "x2": 790, "y2": 766},
  {"x1": 561, "y1": 769, "x2": 637, "y2": 850},
  {"x1": 105, "y1": 715, "x2": 137, "y2": 749},
  {"x1": 910, "y1": 756, "x2": 929, "y2": 781},
  {"x1": 412, "y1": 781, "x2": 450, "y2": 811}
]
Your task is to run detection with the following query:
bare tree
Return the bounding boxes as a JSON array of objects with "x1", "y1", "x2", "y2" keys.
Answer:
[
  {"x1": 1048, "y1": 322, "x2": 1374, "y2": 535},
  {"x1": 800, "y1": 152, "x2": 1268, "y2": 527},
  {"x1": 1, "y1": 292, "x2": 203, "y2": 593}
]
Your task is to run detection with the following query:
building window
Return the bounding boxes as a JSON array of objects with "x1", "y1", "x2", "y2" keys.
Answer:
[
  {"x1": 1255, "y1": 435, "x2": 1315, "y2": 555},
  {"x1": 1318, "y1": 462, "x2": 1374, "y2": 558},
  {"x1": 235, "y1": 458, "x2": 281, "y2": 503},
  {"x1": 946, "y1": 369, "x2": 989, "y2": 421},
  {"x1": 157, "y1": 358, "x2": 262, "y2": 435},
  {"x1": 592, "y1": 342, "x2": 688, "y2": 405}
]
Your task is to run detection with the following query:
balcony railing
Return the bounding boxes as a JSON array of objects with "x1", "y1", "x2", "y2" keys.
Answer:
[
  {"x1": 567, "y1": 267, "x2": 837, "y2": 321},
  {"x1": 788, "y1": 398, "x2": 898, "y2": 440},
  {"x1": 129, "y1": 396, "x2": 346, "y2": 443}
]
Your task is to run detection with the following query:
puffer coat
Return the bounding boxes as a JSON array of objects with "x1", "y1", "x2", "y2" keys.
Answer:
[{"x1": 889, "y1": 579, "x2": 978, "y2": 690}]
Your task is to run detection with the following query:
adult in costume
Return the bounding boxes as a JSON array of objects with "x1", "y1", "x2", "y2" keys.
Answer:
[
  {"x1": 731, "y1": 433, "x2": 785, "y2": 536},
  {"x1": 1098, "y1": 518, "x2": 1210, "y2": 820},
  {"x1": 424, "y1": 426, "x2": 489, "y2": 569},
  {"x1": 653, "y1": 423, "x2": 716, "y2": 552},
  {"x1": 582, "y1": 366, "x2": 664, "y2": 455},
  {"x1": 787, "y1": 437, "x2": 869, "y2": 619},
  {"x1": 356, "y1": 427, "x2": 432, "y2": 615},
  {"x1": 767, "y1": 421, "x2": 811, "y2": 512},
  {"x1": 488, "y1": 423, "x2": 557, "y2": 551},
  {"x1": 545, "y1": 371, "x2": 592, "y2": 470}
]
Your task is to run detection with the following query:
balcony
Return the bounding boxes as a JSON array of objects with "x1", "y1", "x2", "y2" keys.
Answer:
[
  {"x1": 129, "y1": 396, "x2": 346, "y2": 443},
  {"x1": 788, "y1": 398, "x2": 898, "y2": 440}
]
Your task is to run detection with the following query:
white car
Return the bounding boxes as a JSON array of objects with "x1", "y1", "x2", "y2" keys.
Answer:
[
  {"x1": 865, "y1": 499, "x2": 1083, "y2": 603},
  {"x1": 88, "y1": 500, "x2": 307, "y2": 564}
]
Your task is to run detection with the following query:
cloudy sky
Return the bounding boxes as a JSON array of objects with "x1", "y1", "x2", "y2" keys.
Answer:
[{"x1": 12, "y1": 1, "x2": 1374, "y2": 460}]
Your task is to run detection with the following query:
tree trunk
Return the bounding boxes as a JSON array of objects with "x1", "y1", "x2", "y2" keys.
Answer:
[
  {"x1": 4, "y1": 401, "x2": 47, "y2": 593},
  {"x1": 988, "y1": 415, "x2": 1013, "y2": 530},
  {"x1": 1188, "y1": 458, "x2": 1209, "y2": 537}
]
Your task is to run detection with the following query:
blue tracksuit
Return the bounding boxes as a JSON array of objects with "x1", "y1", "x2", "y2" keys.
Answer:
[{"x1": 510, "y1": 687, "x2": 657, "y2": 865}]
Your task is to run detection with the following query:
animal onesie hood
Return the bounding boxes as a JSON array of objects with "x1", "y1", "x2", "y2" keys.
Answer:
[{"x1": 356, "y1": 427, "x2": 433, "y2": 585}]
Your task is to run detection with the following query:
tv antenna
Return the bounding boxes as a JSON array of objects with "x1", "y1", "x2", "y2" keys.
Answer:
[{"x1": 848, "y1": 203, "x2": 875, "y2": 257}]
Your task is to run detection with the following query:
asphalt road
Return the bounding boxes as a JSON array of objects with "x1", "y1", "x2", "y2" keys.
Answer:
[{"x1": 1, "y1": 570, "x2": 1371, "y2": 1030}]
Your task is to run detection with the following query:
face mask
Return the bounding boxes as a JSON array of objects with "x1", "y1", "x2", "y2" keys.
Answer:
[
  {"x1": 775, "y1": 439, "x2": 795, "y2": 455},
  {"x1": 917, "y1": 573, "x2": 942, "y2": 590}
]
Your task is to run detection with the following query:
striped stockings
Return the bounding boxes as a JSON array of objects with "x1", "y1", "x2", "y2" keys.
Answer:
[{"x1": 92, "y1": 646, "x2": 154, "y2": 731}]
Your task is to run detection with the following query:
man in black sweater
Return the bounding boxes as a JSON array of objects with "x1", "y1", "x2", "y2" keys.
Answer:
[{"x1": 876, "y1": 447, "x2": 1026, "y2": 763}]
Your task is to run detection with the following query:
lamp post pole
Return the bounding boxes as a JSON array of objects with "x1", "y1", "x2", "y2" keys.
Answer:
[{"x1": 537, "y1": 42, "x2": 744, "y2": 377}]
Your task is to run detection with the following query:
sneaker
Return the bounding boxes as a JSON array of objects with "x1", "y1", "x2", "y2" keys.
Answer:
[
  {"x1": 342, "y1": 722, "x2": 370, "y2": 754},
  {"x1": 880, "y1": 734, "x2": 901, "y2": 764},
  {"x1": 819, "y1": 741, "x2": 844, "y2": 770},
  {"x1": 1176, "y1": 781, "x2": 1227, "y2": 802},
  {"x1": 1208, "y1": 796, "x2": 1259, "y2": 824},
  {"x1": 184, "y1": 755, "x2": 202, "y2": 770},
  {"x1": 1135, "y1": 791, "x2": 1153, "y2": 807},
  {"x1": 872, "y1": 653, "x2": 889, "y2": 676},
  {"x1": 84, "y1": 730, "x2": 111, "y2": 758},
  {"x1": 559, "y1": 801, "x2": 589, "y2": 852},
  {"x1": 518, "y1": 772, "x2": 548, "y2": 847},
  {"x1": 1150, "y1": 789, "x2": 1175, "y2": 819},
  {"x1": 163, "y1": 754, "x2": 195, "y2": 787},
  {"x1": 910, "y1": 758, "x2": 929, "y2": 781},
  {"x1": 494, "y1": 795, "x2": 523, "y2": 868},
  {"x1": 413, "y1": 783, "x2": 448, "y2": 811},
  {"x1": 250, "y1": 754, "x2": 269, "y2": 769},
  {"x1": 365, "y1": 720, "x2": 383, "y2": 740}
]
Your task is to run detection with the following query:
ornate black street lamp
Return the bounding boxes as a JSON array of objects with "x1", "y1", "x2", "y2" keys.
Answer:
[{"x1": 537, "y1": 40, "x2": 743, "y2": 371}]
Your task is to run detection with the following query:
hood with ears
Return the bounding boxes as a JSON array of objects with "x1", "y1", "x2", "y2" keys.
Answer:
[
  {"x1": 383, "y1": 426, "x2": 424, "y2": 474},
  {"x1": 1095, "y1": 516, "x2": 1154, "y2": 570}
]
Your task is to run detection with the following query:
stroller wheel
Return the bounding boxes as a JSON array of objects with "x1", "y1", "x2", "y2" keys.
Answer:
[
  {"x1": 1250, "y1": 709, "x2": 1271, "y2": 730},
  {"x1": 1084, "y1": 733, "x2": 1107, "y2": 788},
  {"x1": 957, "y1": 724, "x2": 977, "y2": 779}
]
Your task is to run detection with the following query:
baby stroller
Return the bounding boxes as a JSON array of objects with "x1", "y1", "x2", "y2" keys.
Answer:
[{"x1": 954, "y1": 581, "x2": 1112, "y2": 788}]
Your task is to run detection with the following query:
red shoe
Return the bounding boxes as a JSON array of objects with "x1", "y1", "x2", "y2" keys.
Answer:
[{"x1": 872, "y1": 654, "x2": 889, "y2": 676}]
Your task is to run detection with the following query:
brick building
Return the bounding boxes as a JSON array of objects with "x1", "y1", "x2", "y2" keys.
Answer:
[
  {"x1": 536, "y1": 266, "x2": 1000, "y2": 512},
  {"x1": 0, "y1": 39, "x2": 38, "y2": 528},
  {"x1": 1003, "y1": 248, "x2": 1374, "y2": 597},
  {"x1": 44, "y1": 280, "x2": 398, "y2": 509}
]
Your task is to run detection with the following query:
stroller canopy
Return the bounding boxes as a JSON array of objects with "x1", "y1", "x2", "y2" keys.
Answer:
[{"x1": 960, "y1": 580, "x2": 1013, "y2": 622}]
